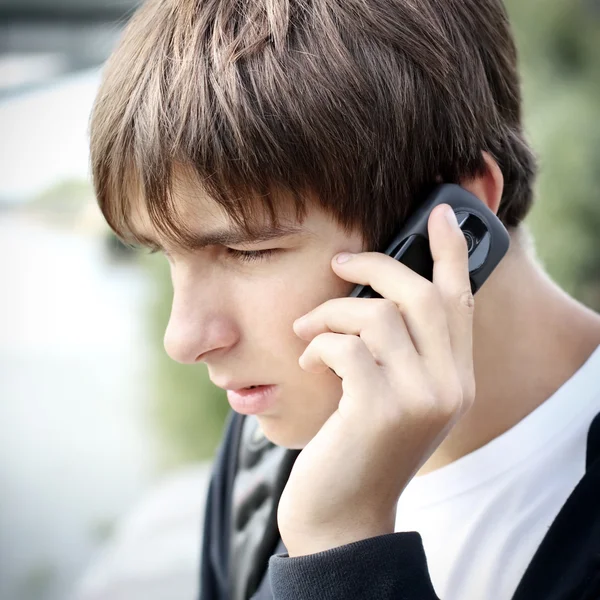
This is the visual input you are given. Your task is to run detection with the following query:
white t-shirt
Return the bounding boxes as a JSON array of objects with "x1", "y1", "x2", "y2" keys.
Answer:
[{"x1": 395, "y1": 344, "x2": 600, "y2": 600}]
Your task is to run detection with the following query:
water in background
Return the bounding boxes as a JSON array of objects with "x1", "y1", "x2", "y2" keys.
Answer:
[{"x1": 0, "y1": 211, "x2": 160, "y2": 600}]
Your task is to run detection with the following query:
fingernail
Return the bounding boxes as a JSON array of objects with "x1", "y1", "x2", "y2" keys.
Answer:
[
  {"x1": 293, "y1": 315, "x2": 306, "y2": 328},
  {"x1": 335, "y1": 252, "x2": 354, "y2": 264},
  {"x1": 445, "y1": 206, "x2": 460, "y2": 230},
  {"x1": 293, "y1": 316, "x2": 309, "y2": 336},
  {"x1": 298, "y1": 353, "x2": 306, "y2": 369}
]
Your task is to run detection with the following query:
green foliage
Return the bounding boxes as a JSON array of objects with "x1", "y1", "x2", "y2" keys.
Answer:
[
  {"x1": 29, "y1": 178, "x2": 94, "y2": 219},
  {"x1": 506, "y1": 0, "x2": 600, "y2": 309},
  {"x1": 17, "y1": 563, "x2": 56, "y2": 600}
]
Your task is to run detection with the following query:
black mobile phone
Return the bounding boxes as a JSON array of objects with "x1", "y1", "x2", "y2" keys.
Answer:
[{"x1": 350, "y1": 184, "x2": 510, "y2": 298}]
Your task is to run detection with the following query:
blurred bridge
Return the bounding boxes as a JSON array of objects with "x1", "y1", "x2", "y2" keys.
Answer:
[{"x1": 0, "y1": 0, "x2": 140, "y2": 99}]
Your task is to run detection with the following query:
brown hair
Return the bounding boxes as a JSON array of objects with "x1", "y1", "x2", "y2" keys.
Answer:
[{"x1": 90, "y1": 0, "x2": 537, "y2": 251}]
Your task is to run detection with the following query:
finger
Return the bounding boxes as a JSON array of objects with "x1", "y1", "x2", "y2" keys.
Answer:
[
  {"x1": 294, "y1": 297, "x2": 419, "y2": 369},
  {"x1": 428, "y1": 204, "x2": 475, "y2": 389},
  {"x1": 299, "y1": 332, "x2": 382, "y2": 397},
  {"x1": 330, "y1": 253, "x2": 452, "y2": 361}
]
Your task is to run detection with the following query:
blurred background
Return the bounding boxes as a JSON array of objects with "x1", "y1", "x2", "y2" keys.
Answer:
[{"x1": 0, "y1": 1, "x2": 598, "y2": 599}]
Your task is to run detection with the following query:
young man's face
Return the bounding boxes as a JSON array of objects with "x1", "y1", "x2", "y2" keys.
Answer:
[{"x1": 133, "y1": 177, "x2": 365, "y2": 448}]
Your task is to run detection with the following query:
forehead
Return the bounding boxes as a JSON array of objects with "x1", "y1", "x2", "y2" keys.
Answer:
[
  {"x1": 127, "y1": 169, "x2": 222, "y2": 237},
  {"x1": 125, "y1": 164, "x2": 305, "y2": 249}
]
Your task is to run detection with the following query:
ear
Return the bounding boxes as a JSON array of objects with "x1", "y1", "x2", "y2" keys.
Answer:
[{"x1": 460, "y1": 152, "x2": 504, "y2": 216}]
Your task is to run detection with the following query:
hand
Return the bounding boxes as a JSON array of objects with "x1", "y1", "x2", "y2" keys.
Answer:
[{"x1": 278, "y1": 204, "x2": 476, "y2": 557}]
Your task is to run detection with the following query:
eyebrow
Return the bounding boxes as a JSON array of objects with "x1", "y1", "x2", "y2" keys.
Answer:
[{"x1": 134, "y1": 223, "x2": 305, "y2": 251}]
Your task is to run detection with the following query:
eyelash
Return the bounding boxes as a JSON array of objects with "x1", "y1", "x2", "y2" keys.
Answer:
[
  {"x1": 143, "y1": 246, "x2": 277, "y2": 263},
  {"x1": 226, "y1": 248, "x2": 277, "y2": 262}
]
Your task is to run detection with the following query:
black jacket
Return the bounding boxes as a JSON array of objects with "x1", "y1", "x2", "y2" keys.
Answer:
[{"x1": 199, "y1": 410, "x2": 600, "y2": 600}]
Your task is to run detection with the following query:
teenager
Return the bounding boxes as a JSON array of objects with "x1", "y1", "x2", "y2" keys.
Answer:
[{"x1": 89, "y1": 0, "x2": 600, "y2": 598}]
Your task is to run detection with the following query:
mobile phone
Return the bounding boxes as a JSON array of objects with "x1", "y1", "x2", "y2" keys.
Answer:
[{"x1": 349, "y1": 184, "x2": 510, "y2": 298}]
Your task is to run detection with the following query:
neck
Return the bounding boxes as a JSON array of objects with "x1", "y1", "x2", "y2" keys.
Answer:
[{"x1": 419, "y1": 226, "x2": 600, "y2": 475}]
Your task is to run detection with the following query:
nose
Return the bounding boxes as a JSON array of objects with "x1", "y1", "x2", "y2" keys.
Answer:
[{"x1": 163, "y1": 288, "x2": 239, "y2": 364}]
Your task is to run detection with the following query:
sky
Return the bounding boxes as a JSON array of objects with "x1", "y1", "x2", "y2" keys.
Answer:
[{"x1": 0, "y1": 68, "x2": 100, "y2": 201}]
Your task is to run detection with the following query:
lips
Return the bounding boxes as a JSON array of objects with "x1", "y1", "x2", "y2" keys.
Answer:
[
  {"x1": 226, "y1": 385, "x2": 278, "y2": 415},
  {"x1": 230, "y1": 384, "x2": 271, "y2": 394},
  {"x1": 212, "y1": 380, "x2": 272, "y2": 392}
]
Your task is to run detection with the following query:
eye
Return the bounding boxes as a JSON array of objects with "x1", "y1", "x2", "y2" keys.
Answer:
[{"x1": 226, "y1": 248, "x2": 278, "y2": 262}]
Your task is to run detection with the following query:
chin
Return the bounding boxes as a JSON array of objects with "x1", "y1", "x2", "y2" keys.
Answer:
[
  {"x1": 257, "y1": 383, "x2": 341, "y2": 449},
  {"x1": 257, "y1": 416, "x2": 315, "y2": 450}
]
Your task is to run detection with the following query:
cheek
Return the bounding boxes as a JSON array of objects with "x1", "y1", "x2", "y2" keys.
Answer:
[
  {"x1": 233, "y1": 276, "x2": 307, "y2": 350},
  {"x1": 246, "y1": 279, "x2": 312, "y2": 349},
  {"x1": 235, "y1": 250, "x2": 356, "y2": 355},
  {"x1": 285, "y1": 256, "x2": 354, "y2": 314}
]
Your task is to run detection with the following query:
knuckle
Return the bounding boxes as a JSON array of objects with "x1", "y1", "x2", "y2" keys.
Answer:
[
  {"x1": 395, "y1": 378, "x2": 439, "y2": 420},
  {"x1": 373, "y1": 299, "x2": 399, "y2": 322},
  {"x1": 311, "y1": 332, "x2": 334, "y2": 353},
  {"x1": 461, "y1": 376, "x2": 477, "y2": 411},
  {"x1": 317, "y1": 299, "x2": 335, "y2": 314},
  {"x1": 416, "y1": 388, "x2": 439, "y2": 416},
  {"x1": 312, "y1": 331, "x2": 329, "y2": 346},
  {"x1": 344, "y1": 335, "x2": 365, "y2": 358},
  {"x1": 437, "y1": 379, "x2": 465, "y2": 418},
  {"x1": 414, "y1": 283, "x2": 443, "y2": 310},
  {"x1": 387, "y1": 371, "x2": 473, "y2": 429},
  {"x1": 456, "y1": 288, "x2": 475, "y2": 313},
  {"x1": 376, "y1": 384, "x2": 411, "y2": 424}
]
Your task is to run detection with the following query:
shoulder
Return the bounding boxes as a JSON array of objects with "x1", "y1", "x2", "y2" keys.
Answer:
[
  {"x1": 513, "y1": 409, "x2": 600, "y2": 600},
  {"x1": 586, "y1": 409, "x2": 600, "y2": 470}
]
